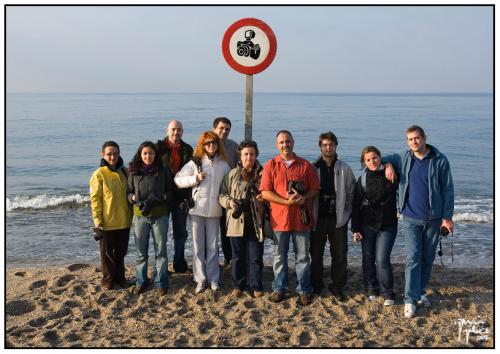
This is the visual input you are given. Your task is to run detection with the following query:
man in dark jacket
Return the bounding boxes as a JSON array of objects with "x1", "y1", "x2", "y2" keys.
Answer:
[{"x1": 156, "y1": 120, "x2": 193, "y2": 273}]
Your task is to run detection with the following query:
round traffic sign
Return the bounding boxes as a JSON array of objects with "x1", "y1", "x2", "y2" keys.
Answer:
[{"x1": 222, "y1": 18, "x2": 277, "y2": 75}]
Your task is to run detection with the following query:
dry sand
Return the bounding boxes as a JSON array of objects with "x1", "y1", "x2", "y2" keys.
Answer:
[{"x1": 5, "y1": 263, "x2": 493, "y2": 348}]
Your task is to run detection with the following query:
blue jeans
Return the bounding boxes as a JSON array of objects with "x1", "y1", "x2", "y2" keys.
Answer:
[
  {"x1": 132, "y1": 215, "x2": 169, "y2": 289},
  {"x1": 169, "y1": 203, "x2": 188, "y2": 272},
  {"x1": 403, "y1": 216, "x2": 441, "y2": 304},
  {"x1": 360, "y1": 224, "x2": 397, "y2": 299},
  {"x1": 230, "y1": 224, "x2": 264, "y2": 291},
  {"x1": 272, "y1": 230, "x2": 312, "y2": 295}
]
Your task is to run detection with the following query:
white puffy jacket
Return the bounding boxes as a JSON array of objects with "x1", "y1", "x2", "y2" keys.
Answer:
[{"x1": 174, "y1": 155, "x2": 230, "y2": 218}]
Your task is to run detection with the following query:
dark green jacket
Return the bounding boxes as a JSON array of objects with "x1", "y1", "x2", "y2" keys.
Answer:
[{"x1": 156, "y1": 137, "x2": 193, "y2": 200}]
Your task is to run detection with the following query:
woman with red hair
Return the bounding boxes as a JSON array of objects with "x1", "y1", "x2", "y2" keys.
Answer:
[{"x1": 174, "y1": 131, "x2": 230, "y2": 294}]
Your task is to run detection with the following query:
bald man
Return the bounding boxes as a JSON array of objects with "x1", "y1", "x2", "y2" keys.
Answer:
[{"x1": 156, "y1": 120, "x2": 194, "y2": 273}]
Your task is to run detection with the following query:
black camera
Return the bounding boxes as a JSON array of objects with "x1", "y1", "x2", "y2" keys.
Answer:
[
  {"x1": 440, "y1": 226, "x2": 450, "y2": 237},
  {"x1": 287, "y1": 180, "x2": 306, "y2": 196},
  {"x1": 138, "y1": 200, "x2": 153, "y2": 216},
  {"x1": 93, "y1": 227, "x2": 104, "y2": 242},
  {"x1": 236, "y1": 30, "x2": 261, "y2": 60},
  {"x1": 179, "y1": 198, "x2": 195, "y2": 213},
  {"x1": 322, "y1": 194, "x2": 336, "y2": 217},
  {"x1": 287, "y1": 180, "x2": 309, "y2": 225},
  {"x1": 231, "y1": 199, "x2": 250, "y2": 219}
]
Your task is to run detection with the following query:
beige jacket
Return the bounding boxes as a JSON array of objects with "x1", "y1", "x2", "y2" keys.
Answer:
[{"x1": 219, "y1": 164, "x2": 264, "y2": 241}]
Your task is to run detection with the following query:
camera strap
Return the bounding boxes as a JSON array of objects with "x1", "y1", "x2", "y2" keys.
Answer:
[{"x1": 438, "y1": 230, "x2": 454, "y2": 267}]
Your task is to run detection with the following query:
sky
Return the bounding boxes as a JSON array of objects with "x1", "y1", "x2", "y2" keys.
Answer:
[{"x1": 5, "y1": 5, "x2": 493, "y2": 93}]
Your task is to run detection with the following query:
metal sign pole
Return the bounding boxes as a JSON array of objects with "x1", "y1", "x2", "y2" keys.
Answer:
[{"x1": 245, "y1": 74, "x2": 253, "y2": 140}]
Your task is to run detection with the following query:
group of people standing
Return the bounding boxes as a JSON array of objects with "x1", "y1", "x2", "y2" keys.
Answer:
[{"x1": 90, "y1": 119, "x2": 454, "y2": 319}]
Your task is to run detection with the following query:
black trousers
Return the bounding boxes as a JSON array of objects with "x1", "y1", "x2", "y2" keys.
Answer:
[
  {"x1": 99, "y1": 228, "x2": 130, "y2": 286},
  {"x1": 310, "y1": 217, "x2": 348, "y2": 292},
  {"x1": 219, "y1": 210, "x2": 232, "y2": 263}
]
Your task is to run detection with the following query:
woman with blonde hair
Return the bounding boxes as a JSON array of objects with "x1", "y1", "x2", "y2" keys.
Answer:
[{"x1": 174, "y1": 131, "x2": 230, "y2": 294}]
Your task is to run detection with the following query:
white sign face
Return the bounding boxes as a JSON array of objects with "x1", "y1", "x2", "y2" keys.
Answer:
[{"x1": 228, "y1": 26, "x2": 271, "y2": 67}]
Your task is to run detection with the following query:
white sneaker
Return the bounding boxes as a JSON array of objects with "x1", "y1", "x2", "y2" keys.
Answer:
[
  {"x1": 195, "y1": 282, "x2": 206, "y2": 294},
  {"x1": 368, "y1": 295, "x2": 377, "y2": 301},
  {"x1": 384, "y1": 299, "x2": 395, "y2": 306},
  {"x1": 404, "y1": 303, "x2": 416, "y2": 318},
  {"x1": 418, "y1": 294, "x2": 431, "y2": 308},
  {"x1": 210, "y1": 282, "x2": 220, "y2": 291}
]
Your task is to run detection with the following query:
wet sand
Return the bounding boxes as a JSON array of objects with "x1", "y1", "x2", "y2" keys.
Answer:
[{"x1": 5, "y1": 263, "x2": 493, "y2": 348}]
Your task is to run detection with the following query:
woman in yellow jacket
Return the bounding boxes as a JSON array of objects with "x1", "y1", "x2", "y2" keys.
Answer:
[{"x1": 90, "y1": 141, "x2": 132, "y2": 290}]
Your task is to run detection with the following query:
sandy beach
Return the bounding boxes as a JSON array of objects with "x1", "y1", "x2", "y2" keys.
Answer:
[{"x1": 5, "y1": 262, "x2": 493, "y2": 348}]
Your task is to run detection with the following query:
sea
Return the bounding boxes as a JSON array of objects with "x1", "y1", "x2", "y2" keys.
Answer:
[{"x1": 5, "y1": 92, "x2": 493, "y2": 269}]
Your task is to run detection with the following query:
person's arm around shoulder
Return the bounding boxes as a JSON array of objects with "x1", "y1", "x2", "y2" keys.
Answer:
[
  {"x1": 381, "y1": 153, "x2": 403, "y2": 183},
  {"x1": 89, "y1": 169, "x2": 104, "y2": 228}
]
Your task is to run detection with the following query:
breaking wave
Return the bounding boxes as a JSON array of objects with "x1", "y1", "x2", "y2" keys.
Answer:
[{"x1": 6, "y1": 194, "x2": 89, "y2": 211}]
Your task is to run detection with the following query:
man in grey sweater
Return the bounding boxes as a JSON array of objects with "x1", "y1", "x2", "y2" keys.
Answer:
[{"x1": 212, "y1": 117, "x2": 239, "y2": 266}]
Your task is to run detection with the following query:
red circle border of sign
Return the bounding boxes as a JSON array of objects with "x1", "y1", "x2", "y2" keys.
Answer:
[{"x1": 222, "y1": 18, "x2": 277, "y2": 75}]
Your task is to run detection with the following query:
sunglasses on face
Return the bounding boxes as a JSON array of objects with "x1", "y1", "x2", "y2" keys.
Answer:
[{"x1": 204, "y1": 141, "x2": 216, "y2": 146}]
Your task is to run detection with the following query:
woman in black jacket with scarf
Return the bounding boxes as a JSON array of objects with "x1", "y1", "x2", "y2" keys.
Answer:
[
  {"x1": 128, "y1": 141, "x2": 174, "y2": 296},
  {"x1": 351, "y1": 146, "x2": 398, "y2": 306}
]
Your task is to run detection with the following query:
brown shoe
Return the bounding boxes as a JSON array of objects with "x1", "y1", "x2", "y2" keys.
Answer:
[
  {"x1": 231, "y1": 289, "x2": 242, "y2": 298},
  {"x1": 102, "y1": 282, "x2": 114, "y2": 291},
  {"x1": 135, "y1": 283, "x2": 147, "y2": 295},
  {"x1": 156, "y1": 287, "x2": 168, "y2": 296},
  {"x1": 253, "y1": 290, "x2": 264, "y2": 298},
  {"x1": 300, "y1": 293, "x2": 312, "y2": 306},
  {"x1": 269, "y1": 291, "x2": 285, "y2": 303}
]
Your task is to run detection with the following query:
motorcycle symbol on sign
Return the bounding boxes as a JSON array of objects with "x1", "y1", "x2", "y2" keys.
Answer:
[{"x1": 236, "y1": 29, "x2": 261, "y2": 60}]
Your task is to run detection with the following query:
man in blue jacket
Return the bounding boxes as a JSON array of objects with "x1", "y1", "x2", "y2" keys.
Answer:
[{"x1": 384, "y1": 125, "x2": 454, "y2": 318}]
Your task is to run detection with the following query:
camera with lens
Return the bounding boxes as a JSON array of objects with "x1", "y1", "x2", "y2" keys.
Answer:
[
  {"x1": 231, "y1": 199, "x2": 250, "y2": 219},
  {"x1": 440, "y1": 226, "x2": 450, "y2": 238},
  {"x1": 322, "y1": 194, "x2": 336, "y2": 217},
  {"x1": 179, "y1": 198, "x2": 195, "y2": 213},
  {"x1": 287, "y1": 180, "x2": 310, "y2": 225},
  {"x1": 93, "y1": 227, "x2": 105, "y2": 242},
  {"x1": 138, "y1": 199, "x2": 153, "y2": 216},
  {"x1": 287, "y1": 180, "x2": 305, "y2": 196},
  {"x1": 236, "y1": 30, "x2": 261, "y2": 60}
]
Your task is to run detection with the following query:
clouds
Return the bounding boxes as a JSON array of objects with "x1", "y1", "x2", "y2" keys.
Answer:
[{"x1": 6, "y1": 6, "x2": 493, "y2": 93}]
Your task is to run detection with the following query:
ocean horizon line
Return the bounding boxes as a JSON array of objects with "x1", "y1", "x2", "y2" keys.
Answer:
[{"x1": 6, "y1": 91, "x2": 493, "y2": 96}]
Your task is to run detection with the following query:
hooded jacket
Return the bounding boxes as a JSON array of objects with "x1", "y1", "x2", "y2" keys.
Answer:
[
  {"x1": 127, "y1": 165, "x2": 174, "y2": 217},
  {"x1": 89, "y1": 158, "x2": 132, "y2": 230},
  {"x1": 174, "y1": 155, "x2": 230, "y2": 218},
  {"x1": 382, "y1": 144, "x2": 454, "y2": 220}
]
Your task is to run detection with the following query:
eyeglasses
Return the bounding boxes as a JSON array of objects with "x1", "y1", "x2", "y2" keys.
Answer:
[{"x1": 204, "y1": 141, "x2": 216, "y2": 146}]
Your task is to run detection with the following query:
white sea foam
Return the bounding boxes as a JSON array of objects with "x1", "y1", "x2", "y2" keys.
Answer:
[
  {"x1": 453, "y1": 212, "x2": 493, "y2": 223},
  {"x1": 6, "y1": 194, "x2": 89, "y2": 211}
]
